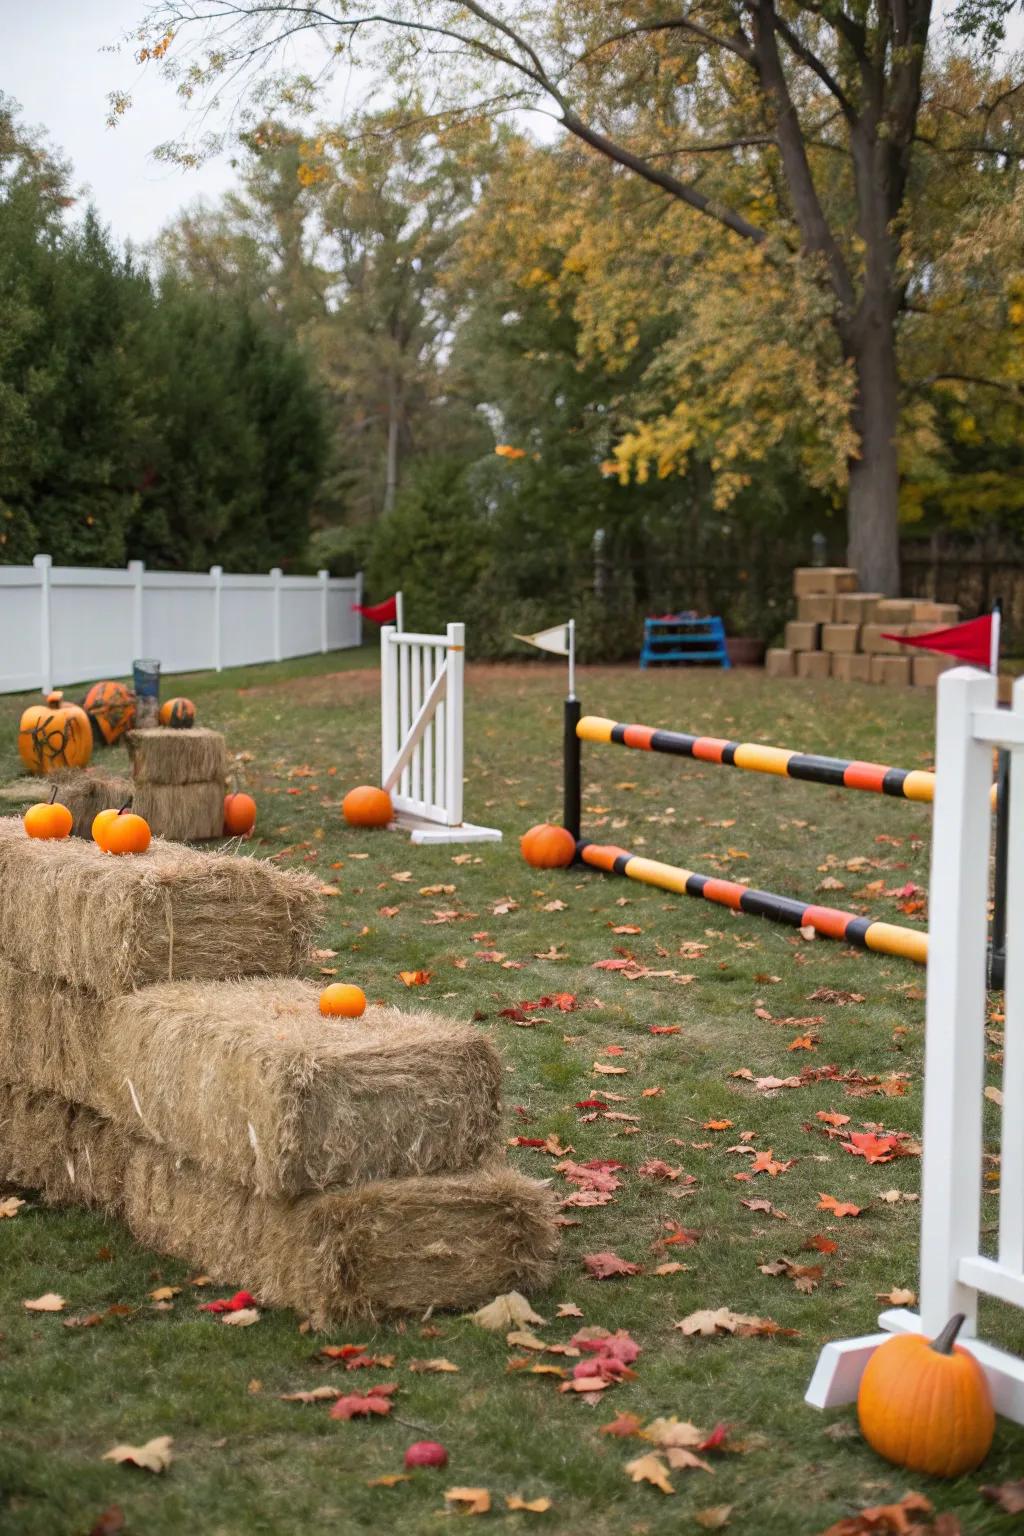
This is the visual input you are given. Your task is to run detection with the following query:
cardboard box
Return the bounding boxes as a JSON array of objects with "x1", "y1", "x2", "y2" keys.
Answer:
[
  {"x1": 797, "y1": 594, "x2": 835, "y2": 623},
  {"x1": 861, "y1": 623, "x2": 907, "y2": 655},
  {"x1": 835, "y1": 592, "x2": 883, "y2": 625},
  {"x1": 822, "y1": 623, "x2": 861, "y2": 654},
  {"x1": 870, "y1": 655, "x2": 913, "y2": 687},
  {"x1": 873, "y1": 599, "x2": 915, "y2": 625},
  {"x1": 796, "y1": 650, "x2": 832, "y2": 681},
  {"x1": 831, "y1": 654, "x2": 873, "y2": 684},
  {"x1": 785, "y1": 620, "x2": 820, "y2": 652},
  {"x1": 793, "y1": 567, "x2": 859, "y2": 598},
  {"x1": 912, "y1": 654, "x2": 956, "y2": 688},
  {"x1": 765, "y1": 648, "x2": 796, "y2": 678},
  {"x1": 912, "y1": 601, "x2": 960, "y2": 625}
]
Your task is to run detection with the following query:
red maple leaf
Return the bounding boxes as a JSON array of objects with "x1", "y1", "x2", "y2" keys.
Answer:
[
  {"x1": 817, "y1": 1192, "x2": 863, "y2": 1218},
  {"x1": 648, "y1": 1024, "x2": 681, "y2": 1035},
  {"x1": 197, "y1": 1289, "x2": 256, "y2": 1314},
  {"x1": 844, "y1": 1132, "x2": 899, "y2": 1164},
  {"x1": 328, "y1": 1385, "x2": 397, "y2": 1420}
]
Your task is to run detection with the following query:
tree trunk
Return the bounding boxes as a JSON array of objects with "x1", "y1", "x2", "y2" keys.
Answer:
[
  {"x1": 384, "y1": 375, "x2": 400, "y2": 515},
  {"x1": 846, "y1": 319, "x2": 901, "y2": 595}
]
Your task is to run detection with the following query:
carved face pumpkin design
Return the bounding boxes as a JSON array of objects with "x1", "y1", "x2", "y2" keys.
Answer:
[{"x1": 84, "y1": 680, "x2": 136, "y2": 746}]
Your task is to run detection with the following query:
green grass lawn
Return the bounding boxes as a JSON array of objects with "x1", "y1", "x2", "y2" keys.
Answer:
[{"x1": 1, "y1": 653, "x2": 1019, "y2": 1536}]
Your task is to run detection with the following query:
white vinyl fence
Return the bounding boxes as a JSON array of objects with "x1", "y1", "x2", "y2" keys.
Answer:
[{"x1": 0, "y1": 556, "x2": 364, "y2": 694}]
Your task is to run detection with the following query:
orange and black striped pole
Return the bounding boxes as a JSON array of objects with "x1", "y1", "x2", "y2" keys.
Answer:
[
  {"x1": 577, "y1": 716, "x2": 937, "y2": 802},
  {"x1": 577, "y1": 841, "x2": 928, "y2": 964}
]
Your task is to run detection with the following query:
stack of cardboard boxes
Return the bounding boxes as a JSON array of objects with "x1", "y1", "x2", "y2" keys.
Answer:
[{"x1": 766, "y1": 567, "x2": 960, "y2": 687}]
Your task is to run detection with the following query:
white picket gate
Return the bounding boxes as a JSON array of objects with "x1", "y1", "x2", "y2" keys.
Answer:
[
  {"x1": 380, "y1": 622, "x2": 501, "y2": 845},
  {"x1": 807, "y1": 666, "x2": 1024, "y2": 1423}
]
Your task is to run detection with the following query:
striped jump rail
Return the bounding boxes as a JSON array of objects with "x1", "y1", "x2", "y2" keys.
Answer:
[
  {"x1": 577, "y1": 716, "x2": 937, "y2": 802},
  {"x1": 577, "y1": 841, "x2": 929, "y2": 965}
]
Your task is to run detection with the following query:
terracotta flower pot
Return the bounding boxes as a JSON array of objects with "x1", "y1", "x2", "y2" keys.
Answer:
[{"x1": 726, "y1": 636, "x2": 767, "y2": 667}]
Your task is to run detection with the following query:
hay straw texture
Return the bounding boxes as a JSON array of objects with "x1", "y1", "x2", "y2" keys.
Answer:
[
  {"x1": 0, "y1": 818, "x2": 322, "y2": 995},
  {"x1": 0, "y1": 966, "x2": 503, "y2": 1195},
  {"x1": 0, "y1": 1082, "x2": 559, "y2": 1324},
  {"x1": 51, "y1": 768, "x2": 133, "y2": 836},
  {"x1": 127, "y1": 728, "x2": 227, "y2": 786},
  {"x1": 132, "y1": 780, "x2": 225, "y2": 842}
]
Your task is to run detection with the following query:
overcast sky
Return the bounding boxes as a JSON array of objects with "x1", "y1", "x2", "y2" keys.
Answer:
[{"x1": 5, "y1": 0, "x2": 1022, "y2": 250}]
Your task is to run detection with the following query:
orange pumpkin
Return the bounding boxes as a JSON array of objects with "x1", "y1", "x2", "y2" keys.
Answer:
[
  {"x1": 104, "y1": 809, "x2": 152, "y2": 856},
  {"x1": 84, "y1": 680, "x2": 136, "y2": 746},
  {"x1": 92, "y1": 805, "x2": 126, "y2": 851},
  {"x1": 520, "y1": 822, "x2": 576, "y2": 869},
  {"x1": 18, "y1": 691, "x2": 93, "y2": 775},
  {"x1": 319, "y1": 983, "x2": 367, "y2": 1018},
  {"x1": 159, "y1": 697, "x2": 196, "y2": 729},
  {"x1": 223, "y1": 792, "x2": 257, "y2": 837},
  {"x1": 23, "y1": 786, "x2": 73, "y2": 840},
  {"x1": 857, "y1": 1314, "x2": 994, "y2": 1477},
  {"x1": 342, "y1": 786, "x2": 393, "y2": 828}
]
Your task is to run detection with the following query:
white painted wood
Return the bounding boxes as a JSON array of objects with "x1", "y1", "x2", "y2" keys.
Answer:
[
  {"x1": 270, "y1": 568, "x2": 283, "y2": 663},
  {"x1": 879, "y1": 1308, "x2": 1024, "y2": 1422},
  {"x1": 959, "y1": 1255, "x2": 1024, "y2": 1309},
  {"x1": 318, "y1": 570, "x2": 329, "y2": 654},
  {"x1": 0, "y1": 558, "x2": 362, "y2": 691},
  {"x1": 999, "y1": 674, "x2": 1024, "y2": 1278},
  {"x1": 804, "y1": 1332, "x2": 891, "y2": 1408},
  {"x1": 973, "y1": 708, "x2": 1024, "y2": 747},
  {"x1": 380, "y1": 620, "x2": 499, "y2": 843},
  {"x1": 919, "y1": 666, "x2": 995, "y2": 1335}
]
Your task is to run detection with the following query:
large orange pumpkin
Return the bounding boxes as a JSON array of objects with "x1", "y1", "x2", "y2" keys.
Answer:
[
  {"x1": 520, "y1": 822, "x2": 576, "y2": 869},
  {"x1": 84, "y1": 680, "x2": 136, "y2": 746},
  {"x1": 857, "y1": 1314, "x2": 994, "y2": 1476},
  {"x1": 159, "y1": 697, "x2": 196, "y2": 729},
  {"x1": 18, "y1": 691, "x2": 93, "y2": 775},
  {"x1": 342, "y1": 786, "x2": 393, "y2": 828}
]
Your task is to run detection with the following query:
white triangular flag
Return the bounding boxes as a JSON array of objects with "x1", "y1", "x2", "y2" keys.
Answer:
[{"x1": 514, "y1": 623, "x2": 571, "y2": 656}]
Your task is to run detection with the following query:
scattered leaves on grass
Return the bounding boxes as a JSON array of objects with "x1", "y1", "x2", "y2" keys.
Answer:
[
  {"x1": 408, "y1": 1357, "x2": 459, "y2": 1374},
  {"x1": 445, "y1": 1487, "x2": 491, "y2": 1515},
  {"x1": 876, "y1": 1287, "x2": 916, "y2": 1306},
  {"x1": 0, "y1": 1196, "x2": 26, "y2": 1218},
  {"x1": 102, "y1": 1436, "x2": 173, "y2": 1473},
  {"x1": 694, "y1": 1507, "x2": 734, "y2": 1530},
  {"x1": 506, "y1": 1495, "x2": 553, "y2": 1513},
  {"x1": 470, "y1": 1292, "x2": 546, "y2": 1331},
  {"x1": 398, "y1": 969, "x2": 431, "y2": 986},
  {"x1": 367, "y1": 1473, "x2": 410, "y2": 1488},
  {"x1": 674, "y1": 1309, "x2": 796, "y2": 1339},
  {"x1": 583, "y1": 1251, "x2": 642, "y2": 1279},
  {"x1": 556, "y1": 1302, "x2": 583, "y2": 1318},
  {"x1": 758, "y1": 1257, "x2": 822, "y2": 1294},
  {"x1": 626, "y1": 1453, "x2": 675, "y2": 1495},
  {"x1": 601, "y1": 1412, "x2": 645, "y2": 1438},
  {"x1": 221, "y1": 1307, "x2": 261, "y2": 1327},
  {"x1": 329, "y1": 1384, "x2": 397, "y2": 1420},
  {"x1": 278, "y1": 1387, "x2": 341, "y2": 1404},
  {"x1": 197, "y1": 1289, "x2": 255, "y2": 1314},
  {"x1": 148, "y1": 1285, "x2": 181, "y2": 1302},
  {"x1": 817, "y1": 1492, "x2": 942, "y2": 1535},
  {"x1": 23, "y1": 1292, "x2": 64, "y2": 1312}
]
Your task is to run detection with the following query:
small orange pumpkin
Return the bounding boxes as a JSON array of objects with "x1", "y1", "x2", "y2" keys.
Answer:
[
  {"x1": 159, "y1": 697, "x2": 196, "y2": 729},
  {"x1": 342, "y1": 786, "x2": 393, "y2": 828},
  {"x1": 223, "y1": 792, "x2": 257, "y2": 837},
  {"x1": 23, "y1": 785, "x2": 73, "y2": 840},
  {"x1": 857, "y1": 1313, "x2": 994, "y2": 1477},
  {"x1": 104, "y1": 808, "x2": 152, "y2": 856},
  {"x1": 92, "y1": 804, "x2": 129, "y2": 851},
  {"x1": 84, "y1": 680, "x2": 136, "y2": 746},
  {"x1": 18, "y1": 691, "x2": 93, "y2": 775},
  {"x1": 319, "y1": 983, "x2": 367, "y2": 1018},
  {"x1": 520, "y1": 822, "x2": 576, "y2": 869}
]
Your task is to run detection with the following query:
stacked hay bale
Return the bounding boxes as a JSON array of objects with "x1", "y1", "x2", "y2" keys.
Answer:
[
  {"x1": 127, "y1": 727, "x2": 228, "y2": 841},
  {"x1": 766, "y1": 567, "x2": 961, "y2": 687},
  {"x1": 0, "y1": 821, "x2": 558, "y2": 1321}
]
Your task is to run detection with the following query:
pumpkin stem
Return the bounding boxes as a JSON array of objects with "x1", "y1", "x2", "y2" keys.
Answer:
[
  {"x1": 48, "y1": 784, "x2": 58, "y2": 804},
  {"x1": 117, "y1": 799, "x2": 134, "y2": 816},
  {"x1": 931, "y1": 1313, "x2": 966, "y2": 1354}
]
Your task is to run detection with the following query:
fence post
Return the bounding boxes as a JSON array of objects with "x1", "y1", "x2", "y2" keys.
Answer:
[
  {"x1": 918, "y1": 666, "x2": 996, "y2": 1337},
  {"x1": 210, "y1": 566, "x2": 223, "y2": 672},
  {"x1": 354, "y1": 570, "x2": 364, "y2": 647},
  {"x1": 445, "y1": 622, "x2": 465, "y2": 828},
  {"x1": 33, "y1": 554, "x2": 52, "y2": 693},
  {"x1": 318, "y1": 569, "x2": 330, "y2": 654},
  {"x1": 270, "y1": 567, "x2": 283, "y2": 663},
  {"x1": 128, "y1": 560, "x2": 145, "y2": 663},
  {"x1": 380, "y1": 625, "x2": 397, "y2": 785}
]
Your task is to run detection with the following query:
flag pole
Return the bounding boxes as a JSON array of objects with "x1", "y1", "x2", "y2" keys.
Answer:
[
  {"x1": 991, "y1": 599, "x2": 1008, "y2": 989},
  {"x1": 395, "y1": 590, "x2": 405, "y2": 634},
  {"x1": 567, "y1": 619, "x2": 576, "y2": 701},
  {"x1": 564, "y1": 618, "x2": 580, "y2": 840}
]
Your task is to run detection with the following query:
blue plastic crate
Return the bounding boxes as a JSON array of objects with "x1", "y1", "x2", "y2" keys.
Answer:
[{"x1": 640, "y1": 614, "x2": 731, "y2": 669}]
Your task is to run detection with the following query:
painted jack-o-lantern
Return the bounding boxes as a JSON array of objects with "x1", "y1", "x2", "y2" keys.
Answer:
[
  {"x1": 84, "y1": 680, "x2": 136, "y2": 746},
  {"x1": 18, "y1": 691, "x2": 93, "y2": 776},
  {"x1": 159, "y1": 697, "x2": 196, "y2": 730}
]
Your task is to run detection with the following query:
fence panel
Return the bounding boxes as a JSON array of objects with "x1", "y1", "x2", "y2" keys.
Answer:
[{"x1": 0, "y1": 558, "x2": 363, "y2": 694}]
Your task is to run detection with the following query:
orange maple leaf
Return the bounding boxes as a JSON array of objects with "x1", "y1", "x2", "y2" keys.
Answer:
[{"x1": 817, "y1": 1192, "x2": 863, "y2": 1218}]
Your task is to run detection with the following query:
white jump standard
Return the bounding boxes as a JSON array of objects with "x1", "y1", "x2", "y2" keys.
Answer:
[
  {"x1": 806, "y1": 667, "x2": 1024, "y2": 1425},
  {"x1": 380, "y1": 621, "x2": 501, "y2": 846}
]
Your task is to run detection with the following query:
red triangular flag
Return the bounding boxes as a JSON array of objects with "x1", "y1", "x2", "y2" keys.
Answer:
[
  {"x1": 881, "y1": 614, "x2": 992, "y2": 666},
  {"x1": 352, "y1": 595, "x2": 398, "y2": 624}
]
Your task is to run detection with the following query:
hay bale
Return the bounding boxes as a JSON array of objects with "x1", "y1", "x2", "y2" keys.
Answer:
[
  {"x1": 0, "y1": 1082, "x2": 559, "y2": 1323},
  {"x1": 0, "y1": 966, "x2": 503, "y2": 1195},
  {"x1": 133, "y1": 780, "x2": 224, "y2": 842},
  {"x1": 127, "y1": 728, "x2": 227, "y2": 786},
  {"x1": 51, "y1": 768, "x2": 133, "y2": 837},
  {"x1": 0, "y1": 818, "x2": 322, "y2": 995}
]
